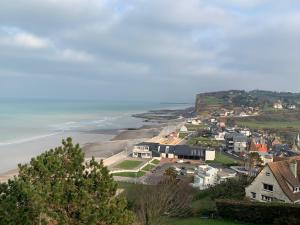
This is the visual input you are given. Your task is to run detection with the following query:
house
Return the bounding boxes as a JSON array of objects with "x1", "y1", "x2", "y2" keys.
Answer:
[
  {"x1": 245, "y1": 156, "x2": 300, "y2": 203},
  {"x1": 132, "y1": 142, "x2": 159, "y2": 159},
  {"x1": 225, "y1": 132, "x2": 248, "y2": 152},
  {"x1": 215, "y1": 131, "x2": 226, "y2": 141},
  {"x1": 248, "y1": 138, "x2": 268, "y2": 153},
  {"x1": 273, "y1": 101, "x2": 283, "y2": 109},
  {"x1": 270, "y1": 144, "x2": 298, "y2": 158},
  {"x1": 272, "y1": 137, "x2": 282, "y2": 146},
  {"x1": 287, "y1": 104, "x2": 296, "y2": 110},
  {"x1": 239, "y1": 129, "x2": 251, "y2": 137},
  {"x1": 179, "y1": 125, "x2": 188, "y2": 133},
  {"x1": 239, "y1": 112, "x2": 249, "y2": 117},
  {"x1": 192, "y1": 119, "x2": 202, "y2": 125},
  {"x1": 260, "y1": 153, "x2": 273, "y2": 165},
  {"x1": 193, "y1": 164, "x2": 218, "y2": 190},
  {"x1": 157, "y1": 145, "x2": 215, "y2": 161},
  {"x1": 193, "y1": 164, "x2": 236, "y2": 190}
]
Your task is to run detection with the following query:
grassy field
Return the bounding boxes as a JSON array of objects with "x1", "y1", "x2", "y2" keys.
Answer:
[
  {"x1": 236, "y1": 120, "x2": 300, "y2": 130},
  {"x1": 204, "y1": 96, "x2": 223, "y2": 106},
  {"x1": 164, "y1": 218, "x2": 250, "y2": 225},
  {"x1": 206, "y1": 152, "x2": 239, "y2": 166},
  {"x1": 151, "y1": 159, "x2": 160, "y2": 165},
  {"x1": 188, "y1": 137, "x2": 222, "y2": 148},
  {"x1": 186, "y1": 124, "x2": 207, "y2": 131},
  {"x1": 112, "y1": 171, "x2": 146, "y2": 177},
  {"x1": 142, "y1": 164, "x2": 155, "y2": 171},
  {"x1": 115, "y1": 160, "x2": 143, "y2": 169}
]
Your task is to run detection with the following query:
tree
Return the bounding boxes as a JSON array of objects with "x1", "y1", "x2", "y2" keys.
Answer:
[
  {"x1": 209, "y1": 175, "x2": 253, "y2": 200},
  {"x1": 134, "y1": 177, "x2": 194, "y2": 225},
  {"x1": 246, "y1": 152, "x2": 263, "y2": 171},
  {"x1": 0, "y1": 138, "x2": 134, "y2": 225},
  {"x1": 164, "y1": 167, "x2": 177, "y2": 179}
]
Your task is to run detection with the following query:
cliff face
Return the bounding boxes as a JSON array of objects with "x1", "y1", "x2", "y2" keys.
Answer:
[{"x1": 195, "y1": 94, "x2": 205, "y2": 114}]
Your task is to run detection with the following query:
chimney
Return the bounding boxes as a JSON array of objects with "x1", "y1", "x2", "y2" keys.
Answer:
[{"x1": 289, "y1": 160, "x2": 298, "y2": 178}]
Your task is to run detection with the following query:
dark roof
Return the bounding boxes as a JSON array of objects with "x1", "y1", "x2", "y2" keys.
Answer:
[
  {"x1": 158, "y1": 145, "x2": 209, "y2": 157},
  {"x1": 224, "y1": 132, "x2": 248, "y2": 142}
]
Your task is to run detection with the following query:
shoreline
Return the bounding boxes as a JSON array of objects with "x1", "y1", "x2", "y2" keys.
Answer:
[{"x1": 0, "y1": 107, "x2": 190, "y2": 182}]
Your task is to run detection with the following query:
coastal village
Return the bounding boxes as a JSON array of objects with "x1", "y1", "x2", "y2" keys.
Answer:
[
  {"x1": 93, "y1": 91, "x2": 300, "y2": 224},
  {"x1": 108, "y1": 91, "x2": 300, "y2": 205},
  {"x1": 3, "y1": 90, "x2": 300, "y2": 224}
]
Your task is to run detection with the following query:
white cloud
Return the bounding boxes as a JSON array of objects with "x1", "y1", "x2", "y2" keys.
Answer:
[
  {"x1": 0, "y1": 30, "x2": 50, "y2": 49},
  {"x1": 1, "y1": 0, "x2": 300, "y2": 100},
  {"x1": 13, "y1": 33, "x2": 50, "y2": 48},
  {"x1": 55, "y1": 49, "x2": 95, "y2": 62}
]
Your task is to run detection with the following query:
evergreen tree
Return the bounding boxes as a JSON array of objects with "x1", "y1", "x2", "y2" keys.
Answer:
[{"x1": 0, "y1": 138, "x2": 134, "y2": 225}]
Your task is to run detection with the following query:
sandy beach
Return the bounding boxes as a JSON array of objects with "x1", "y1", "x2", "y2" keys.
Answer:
[
  {"x1": 0, "y1": 103, "x2": 190, "y2": 183},
  {"x1": 0, "y1": 122, "x2": 175, "y2": 182}
]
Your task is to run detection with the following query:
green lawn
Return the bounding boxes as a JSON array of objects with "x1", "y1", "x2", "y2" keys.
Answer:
[
  {"x1": 186, "y1": 124, "x2": 207, "y2": 131},
  {"x1": 117, "y1": 181, "x2": 143, "y2": 190},
  {"x1": 164, "y1": 218, "x2": 250, "y2": 225},
  {"x1": 236, "y1": 120, "x2": 300, "y2": 130},
  {"x1": 204, "y1": 96, "x2": 223, "y2": 106},
  {"x1": 151, "y1": 159, "x2": 160, "y2": 165},
  {"x1": 188, "y1": 137, "x2": 222, "y2": 148},
  {"x1": 206, "y1": 152, "x2": 239, "y2": 166},
  {"x1": 142, "y1": 164, "x2": 155, "y2": 171},
  {"x1": 115, "y1": 160, "x2": 143, "y2": 169},
  {"x1": 112, "y1": 171, "x2": 146, "y2": 178}
]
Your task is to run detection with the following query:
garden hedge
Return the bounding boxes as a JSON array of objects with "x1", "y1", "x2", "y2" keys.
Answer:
[{"x1": 216, "y1": 199, "x2": 300, "y2": 225}]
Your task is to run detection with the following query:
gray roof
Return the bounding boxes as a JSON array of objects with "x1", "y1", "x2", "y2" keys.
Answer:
[
  {"x1": 225, "y1": 132, "x2": 248, "y2": 142},
  {"x1": 158, "y1": 145, "x2": 208, "y2": 157}
]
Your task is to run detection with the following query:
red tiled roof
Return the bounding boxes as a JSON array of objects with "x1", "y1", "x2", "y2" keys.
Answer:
[{"x1": 256, "y1": 144, "x2": 268, "y2": 153}]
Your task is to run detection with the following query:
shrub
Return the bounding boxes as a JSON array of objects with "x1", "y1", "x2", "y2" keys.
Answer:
[{"x1": 216, "y1": 199, "x2": 300, "y2": 225}]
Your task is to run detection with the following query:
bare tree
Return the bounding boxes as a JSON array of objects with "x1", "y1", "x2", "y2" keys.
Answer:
[{"x1": 134, "y1": 177, "x2": 194, "y2": 225}]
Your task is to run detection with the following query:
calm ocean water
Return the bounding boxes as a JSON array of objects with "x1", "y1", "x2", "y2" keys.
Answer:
[{"x1": 0, "y1": 99, "x2": 190, "y2": 146}]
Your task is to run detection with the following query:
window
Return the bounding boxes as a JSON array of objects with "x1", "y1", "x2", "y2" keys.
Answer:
[
  {"x1": 251, "y1": 192, "x2": 256, "y2": 199},
  {"x1": 261, "y1": 195, "x2": 273, "y2": 202},
  {"x1": 263, "y1": 183, "x2": 273, "y2": 192},
  {"x1": 266, "y1": 172, "x2": 270, "y2": 176}
]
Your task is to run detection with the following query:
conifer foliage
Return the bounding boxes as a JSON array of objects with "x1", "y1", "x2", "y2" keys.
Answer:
[{"x1": 0, "y1": 138, "x2": 134, "y2": 225}]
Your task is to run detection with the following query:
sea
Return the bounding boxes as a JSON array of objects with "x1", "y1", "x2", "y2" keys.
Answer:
[{"x1": 0, "y1": 99, "x2": 191, "y2": 173}]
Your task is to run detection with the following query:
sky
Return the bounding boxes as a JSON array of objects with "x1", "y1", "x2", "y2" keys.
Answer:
[{"x1": 0, "y1": 0, "x2": 300, "y2": 102}]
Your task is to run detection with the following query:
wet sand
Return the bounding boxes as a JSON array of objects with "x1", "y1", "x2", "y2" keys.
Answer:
[{"x1": 0, "y1": 124, "x2": 166, "y2": 182}]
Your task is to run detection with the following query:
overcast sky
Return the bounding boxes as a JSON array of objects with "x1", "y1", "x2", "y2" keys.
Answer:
[{"x1": 0, "y1": 0, "x2": 300, "y2": 102}]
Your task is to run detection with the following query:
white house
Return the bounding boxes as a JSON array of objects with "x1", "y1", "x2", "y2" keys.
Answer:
[
  {"x1": 132, "y1": 144, "x2": 152, "y2": 159},
  {"x1": 240, "y1": 129, "x2": 251, "y2": 137},
  {"x1": 205, "y1": 150, "x2": 216, "y2": 161},
  {"x1": 193, "y1": 164, "x2": 236, "y2": 190},
  {"x1": 288, "y1": 104, "x2": 296, "y2": 110},
  {"x1": 273, "y1": 101, "x2": 283, "y2": 109},
  {"x1": 179, "y1": 125, "x2": 188, "y2": 133},
  {"x1": 193, "y1": 165, "x2": 219, "y2": 190},
  {"x1": 246, "y1": 156, "x2": 300, "y2": 203},
  {"x1": 192, "y1": 119, "x2": 202, "y2": 125},
  {"x1": 215, "y1": 131, "x2": 226, "y2": 141}
]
